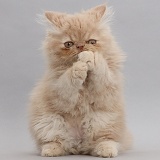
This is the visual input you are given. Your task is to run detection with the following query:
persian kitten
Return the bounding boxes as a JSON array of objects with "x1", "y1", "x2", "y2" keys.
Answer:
[{"x1": 29, "y1": 4, "x2": 132, "y2": 158}]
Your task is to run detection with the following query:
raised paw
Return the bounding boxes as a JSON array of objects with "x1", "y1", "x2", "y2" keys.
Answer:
[
  {"x1": 41, "y1": 142, "x2": 65, "y2": 157},
  {"x1": 71, "y1": 61, "x2": 88, "y2": 86},
  {"x1": 78, "y1": 51, "x2": 95, "y2": 71},
  {"x1": 92, "y1": 141, "x2": 118, "y2": 158}
]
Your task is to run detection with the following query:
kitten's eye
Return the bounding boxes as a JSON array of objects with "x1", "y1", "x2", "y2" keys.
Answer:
[
  {"x1": 86, "y1": 39, "x2": 97, "y2": 45},
  {"x1": 64, "y1": 41, "x2": 74, "y2": 48}
]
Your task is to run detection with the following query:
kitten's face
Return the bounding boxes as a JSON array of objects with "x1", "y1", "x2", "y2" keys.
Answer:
[{"x1": 44, "y1": 5, "x2": 111, "y2": 65}]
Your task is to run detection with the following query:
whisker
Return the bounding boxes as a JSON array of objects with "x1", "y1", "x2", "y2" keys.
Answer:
[{"x1": 60, "y1": 52, "x2": 78, "y2": 65}]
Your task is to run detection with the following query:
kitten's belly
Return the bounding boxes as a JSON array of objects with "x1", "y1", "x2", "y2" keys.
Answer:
[
  {"x1": 70, "y1": 123, "x2": 83, "y2": 142},
  {"x1": 66, "y1": 117, "x2": 84, "y2": 145}
]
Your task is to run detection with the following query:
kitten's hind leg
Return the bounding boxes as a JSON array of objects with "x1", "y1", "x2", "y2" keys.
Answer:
[
  {"x1": 41, "y1": 141, "x2": 67, "y2": 157},
  {"x1": 91, "y1": 140, "x2": 119, "y2": 158}
]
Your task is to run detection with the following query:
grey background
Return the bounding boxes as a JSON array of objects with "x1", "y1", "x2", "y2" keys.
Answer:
[{"x1": 0, "y1": 0, "x2": 160, "y2": 159}]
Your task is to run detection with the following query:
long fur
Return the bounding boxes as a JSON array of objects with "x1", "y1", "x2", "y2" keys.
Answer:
[{"x1": 28, "y1": 4, "x2": 132, "y2": 158}]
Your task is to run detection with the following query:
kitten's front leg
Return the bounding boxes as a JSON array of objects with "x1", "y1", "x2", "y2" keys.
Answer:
[
  {"x1": 78, "y1": 51, "x2": 95, "y2": 71},
  {"x1": 78, "y1": 51, "x2": 110, "y2": 90},
  {"x1": 71, "y1": 61, "x2": 88, "y2": 87},
  {"x1": 57, "y1": 61, "x2": 88, "y2": 90},
  {"x1": 54, "y1": 61, "x2": 88, "y2": 109}
]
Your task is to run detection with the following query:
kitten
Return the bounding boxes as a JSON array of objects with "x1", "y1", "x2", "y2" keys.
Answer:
[{"x1": 29, "y1": 4, "x2": 132, "y2": 158}]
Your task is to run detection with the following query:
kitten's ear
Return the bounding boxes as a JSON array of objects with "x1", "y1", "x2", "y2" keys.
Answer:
[
  {"x1": 45, "y1": 11, "x2": 66, "y2": 28},
  {"x1": 85, "y1": 4, "x2": 107, "y2": 21}
]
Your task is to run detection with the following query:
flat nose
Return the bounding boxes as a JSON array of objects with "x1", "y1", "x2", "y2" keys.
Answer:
[{"x1": 76, "y1": 43, "x2": 85, "y2": 50}]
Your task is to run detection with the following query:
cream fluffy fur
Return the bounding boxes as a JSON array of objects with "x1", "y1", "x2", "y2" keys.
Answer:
[{"x1": 28, "y1": 4, "x2": 132, "y2": 158}]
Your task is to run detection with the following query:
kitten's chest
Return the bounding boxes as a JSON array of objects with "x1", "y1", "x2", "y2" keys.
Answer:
[{"x1": 77, "y1": 88, "x2": 97, "y2": 114}]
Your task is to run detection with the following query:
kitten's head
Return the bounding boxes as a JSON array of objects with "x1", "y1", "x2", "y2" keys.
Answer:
[{"x1": 42, "y1": 5, "x2": 118, "y2": 67}]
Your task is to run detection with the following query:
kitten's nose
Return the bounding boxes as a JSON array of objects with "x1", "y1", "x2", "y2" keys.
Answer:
[{"x1": 76, "y1": 43, "x2": 85, "y2": 51}]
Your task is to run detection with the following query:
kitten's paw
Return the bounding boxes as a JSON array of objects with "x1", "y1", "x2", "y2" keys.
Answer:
[
  {"x1": 92, "y1": 141, "x2": 118, "y2": 158},
  {"x1": 72, "y1": 61, "x2": 88, "y2": 86},
  {"x1": 78, "y1": 51, "x2": 95, "y2": 71},
  {"x1": 41, "y1": 142, "x2": 65, "y2": 157}
]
